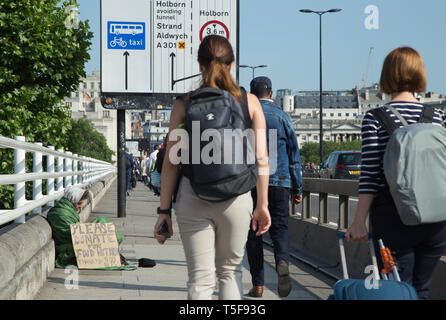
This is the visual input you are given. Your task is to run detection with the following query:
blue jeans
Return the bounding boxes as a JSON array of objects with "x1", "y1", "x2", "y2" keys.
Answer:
[
  {"x1": 246, "y1": 186, "x2": 290, "y2": 286},
  {"x1": 126, "y1": 169, "x2": 132, "y2": 191},
  {"x1": 370, "y1": 190, "x2": 446, "y2": 299}
]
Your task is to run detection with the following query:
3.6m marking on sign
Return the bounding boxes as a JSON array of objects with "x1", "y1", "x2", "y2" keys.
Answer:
[{"x1": 199, "y1": 20, "x2": 229, "y2": 41}]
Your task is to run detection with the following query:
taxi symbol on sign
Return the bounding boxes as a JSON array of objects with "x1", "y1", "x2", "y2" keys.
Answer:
[{"x1": 178, "y1": 42, "x2": 186, "y2": 49}]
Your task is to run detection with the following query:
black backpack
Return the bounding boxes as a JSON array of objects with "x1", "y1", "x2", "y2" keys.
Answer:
[
  {"x1": 155, "y1": 147, "x2": 166, "y2": 173},
  {"x1": 125, "y1": 154, "x2": 131, "y2": 170},
  {"x1": 181, "y1": 88, "x2": 258, "y2": 202}
]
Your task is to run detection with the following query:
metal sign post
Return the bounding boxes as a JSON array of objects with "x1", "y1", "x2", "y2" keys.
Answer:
[
  {"x1": 117, "y1": 110, "x2": 126, "y2": 218},
  {"x1": 100, "y1": 0, "x2": 239, "y2": 218}
]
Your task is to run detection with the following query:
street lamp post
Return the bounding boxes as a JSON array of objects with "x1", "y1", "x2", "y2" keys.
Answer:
[
  {"x1": 239, "y1": 64, "x2": 268, "y2": 80},
  {"x1": 299, "y1": 8, "x2": 342, "y2": 169}
]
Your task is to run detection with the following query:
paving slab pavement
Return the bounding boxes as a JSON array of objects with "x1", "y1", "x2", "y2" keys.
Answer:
[{"x1": 35, "y1": 181, "x2": 335, "y2": 300}]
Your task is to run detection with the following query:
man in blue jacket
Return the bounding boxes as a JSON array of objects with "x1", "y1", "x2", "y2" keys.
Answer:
[
  {"x1": 246, "y1": 76, "x2": 303, "y2": 298},
  {"x1": 125, "y1": 148, "x2": 134, "y2": 196}
]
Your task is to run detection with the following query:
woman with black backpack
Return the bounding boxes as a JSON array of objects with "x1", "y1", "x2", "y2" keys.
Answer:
[{"x1": 154, "y1": 35, "x2": 271, "y2": 300}]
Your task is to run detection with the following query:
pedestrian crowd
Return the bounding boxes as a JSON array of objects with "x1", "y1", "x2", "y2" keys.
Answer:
[
  {"x1": 151, "y1": 37, "x2": 446, "y2": 300},
  {"x1": 52, "y1": 35, "x2": 446, "y2": 301}
]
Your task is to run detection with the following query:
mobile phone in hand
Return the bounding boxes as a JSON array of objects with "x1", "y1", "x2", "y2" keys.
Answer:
[{"x1": 157, "y1": 220, "x2": 171, "y2": 243}]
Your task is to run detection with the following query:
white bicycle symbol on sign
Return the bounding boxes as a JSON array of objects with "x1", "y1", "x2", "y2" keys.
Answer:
[{"x1": 109, "y1": 37, "x2": 127, "y2": 48}]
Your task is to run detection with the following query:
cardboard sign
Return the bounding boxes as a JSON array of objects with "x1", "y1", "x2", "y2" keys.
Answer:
[{"x1": 70, "y1": 223, "x2": 121, "y2": 269}]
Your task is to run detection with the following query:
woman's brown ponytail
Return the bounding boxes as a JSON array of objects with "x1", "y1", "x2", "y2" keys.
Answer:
[{"x1": 198, "y1": 35, "x2": 242, "y2": 103}]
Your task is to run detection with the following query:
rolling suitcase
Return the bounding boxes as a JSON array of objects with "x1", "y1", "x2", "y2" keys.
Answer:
[{"x1": 331, "y1": 232, "x2": 418, "y2": 300}]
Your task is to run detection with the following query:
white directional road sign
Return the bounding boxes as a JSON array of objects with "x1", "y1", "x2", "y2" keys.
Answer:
[{"x1": 101, "y1": 0, "x2": 239, "y2": 95}]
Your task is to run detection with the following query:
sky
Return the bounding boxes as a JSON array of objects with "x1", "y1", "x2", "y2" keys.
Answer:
[{"x1": 78, "y1": 0, "x2": 446, "y2": 95}]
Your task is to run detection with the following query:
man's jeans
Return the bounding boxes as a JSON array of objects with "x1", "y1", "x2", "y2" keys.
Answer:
[
  {"x1": 126, "y1": 169, "x2": 132, "y2": 191},
  {"x1": 246, "y1": 186, "x2": 290, "y2": 286}
]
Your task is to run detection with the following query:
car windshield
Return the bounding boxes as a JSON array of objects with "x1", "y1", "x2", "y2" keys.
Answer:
[{"x1": 339, "y1": 153, "x2": 361, "y2": 165}]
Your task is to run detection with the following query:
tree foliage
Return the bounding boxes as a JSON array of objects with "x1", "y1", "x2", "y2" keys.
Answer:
[
  {"x1": 0, "y1": 0, "x2": 93, "y2": 209},
  {"x1": 68, "y1": 119, "x2": 115, "y2": 163},
  {"x1": 300, "y1": 140, "x2": 362, "y2": 166}
]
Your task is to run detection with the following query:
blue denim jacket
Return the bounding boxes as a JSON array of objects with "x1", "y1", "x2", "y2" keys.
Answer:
[{"x1": 260, "y1": 99, "x2": 302, "y2": 195}]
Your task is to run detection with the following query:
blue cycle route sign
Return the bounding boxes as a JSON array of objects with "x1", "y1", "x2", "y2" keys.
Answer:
[{"x1": 107, "y1": 21, "x2": 145, "y2": 50}]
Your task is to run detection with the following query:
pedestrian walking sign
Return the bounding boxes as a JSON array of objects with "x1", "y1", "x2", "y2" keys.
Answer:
[
  {"x1": 101, "y1": 0, "x2": 239, "y2": 109},
  {"x1": 107, "y1": 21, "x2": 145, "y2": 50}
]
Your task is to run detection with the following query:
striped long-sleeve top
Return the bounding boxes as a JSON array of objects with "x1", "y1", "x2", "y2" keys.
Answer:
[{"x1": 359, "y1": 101, "x2": 446, "y2": 194}]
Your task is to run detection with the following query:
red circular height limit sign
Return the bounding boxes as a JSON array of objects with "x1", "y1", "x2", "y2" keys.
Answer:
[{"x1": 199, "y1": 20, "x2": 230, "y2": 41}]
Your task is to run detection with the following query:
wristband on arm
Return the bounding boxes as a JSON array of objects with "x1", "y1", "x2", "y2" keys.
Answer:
[{"x1": 157, "y1": 207, "x2": 171, "y2": 215}]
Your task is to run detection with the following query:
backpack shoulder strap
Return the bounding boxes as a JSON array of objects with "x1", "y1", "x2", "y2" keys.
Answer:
[
  {"x1": 418, "y1": 105, "x2": 435, "y2": 123},
  {"x1": 369, "y1": 106, "x2": 399, "y2": 136},
  {"x1": 239, "y1": 87, "x2": 251, "y2": 127},
  {"x1": 386, "y1": 105, "x2": 409, "y2": 126}
]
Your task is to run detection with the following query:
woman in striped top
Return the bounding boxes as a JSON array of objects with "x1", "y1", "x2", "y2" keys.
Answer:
[{"x1": 345, "y1": 47, "x2": 446, "y2": 299}]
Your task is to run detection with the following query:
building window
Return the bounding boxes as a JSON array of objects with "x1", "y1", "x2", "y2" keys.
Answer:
[
  {"x1": 91, "y1": 82, "x2": 95, "y2": 89},
  {"x1": 82, "y1": 102, "x2": 87, "y2": 109},
  {"x1": 90, "y1": 92, "x2": 95, "y2": 98},
  {"x1": 65, "y1": 102, "x2": 72, "y2": 108},
  {"x1": 323, "y1": 113, "x2": 326, "y2": 117},
  {"x1": 75, "y1": 92, "x2": 79, "y2": 98},
  {"x1": 313, "y1": 136, "x2": 318, "y2": 141},
  {"x1": 330, "y1": 113, "x2": 334, "y2": 117},
  {"x1": 83, "y1": 83, "x2": 87, "y2": 89},
  {"x1": 338, "y1": 113, "x2": 342, "y2": 117},
  {"x1": 103, "y1": 111, "x2": 110, "y2": 118},
  {"x1": 353, "y1": 113, "x2": 357, "y2": 117},
  {"x1": 346, "y1": 113, "x2": 350, "y2": 117}
]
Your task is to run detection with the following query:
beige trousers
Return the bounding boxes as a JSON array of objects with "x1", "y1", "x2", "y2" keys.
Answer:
[{"x1": 174, "y1": 177, "x2": 253, "y2": 300}]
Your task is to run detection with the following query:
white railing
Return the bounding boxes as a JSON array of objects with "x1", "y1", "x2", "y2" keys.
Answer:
[{"x1": 0, "y1": 135, "x2": 117, "y2": 226}]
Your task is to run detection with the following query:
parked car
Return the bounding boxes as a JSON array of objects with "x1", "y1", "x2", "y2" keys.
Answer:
[{"x1": 319, "y1": 150, "x2": 361, "y2": 179}]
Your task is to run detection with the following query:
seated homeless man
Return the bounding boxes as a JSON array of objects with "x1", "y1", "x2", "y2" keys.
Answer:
[{"x1": 46, "y1": 185, "x2": 142, "y2": 270}]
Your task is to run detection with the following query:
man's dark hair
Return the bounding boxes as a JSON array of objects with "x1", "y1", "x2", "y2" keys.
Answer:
[{"x1": 251, "y1": 84, "x2": 272, "y2": 99}]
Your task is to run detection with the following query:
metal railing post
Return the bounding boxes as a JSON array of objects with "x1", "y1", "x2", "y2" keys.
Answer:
[
  {"x1": 302, "y1": 190, "x2": 311, "y2": 220},
  {"x1": 84, "y1": 158, "x2": 89, "y2": 184},
  {"x1": 72, "y1": 153, "x2": 78, "y2": 186},
  {"x1": 90, "y1": 159, "x2": 95, "y2": 182},
  {"x1": 32, "y1": 142, "x2": 43, "y2": 214},
  {"x1": 14, "y1": 136, "x2": 26, "y2": 224},
  {"x1": 65, "y1": 151, "x2": 72, "y2": 188},
  {"x1": 56, "y1": 149, "x2": 64, "y2": 193},
  {"x1": 338, "y1": 195, "x2": 349, "y2": 230},
  {"x1": 318, "y1": 192, "x2": 328, "y2": 224},
  {"x1": 47, "y1": 146, "x2": 55, "y2": 207},
  {"x1": 78, "y1": 156, "x2": 83, "y2": 184}
]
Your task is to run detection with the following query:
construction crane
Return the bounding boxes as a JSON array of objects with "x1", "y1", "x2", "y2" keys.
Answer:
[{"x1": 362, "y1": 46, "x2": 374, "y2": 89}]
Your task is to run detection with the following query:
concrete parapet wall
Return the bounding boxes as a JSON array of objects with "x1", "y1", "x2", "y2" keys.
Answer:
[
  {"x1": 288, "y1": 216, "x2": 446, "y2": 299},
  {"x1": 0, "y1": 173, "x2": 117, "y2": 300},
  {"x1": 288, "y1": 217, "x2": 370, "y2": 279}
]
